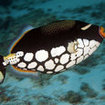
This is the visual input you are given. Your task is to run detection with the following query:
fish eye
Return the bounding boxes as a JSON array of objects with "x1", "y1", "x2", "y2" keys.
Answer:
[{"x1": 81, "y1": 24, "x2": 92, "y2": 30}]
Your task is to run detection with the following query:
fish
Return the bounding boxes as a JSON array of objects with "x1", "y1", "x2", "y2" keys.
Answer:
[{"x1": 0, "y1": 20, "x2": 104, "y2": 83}]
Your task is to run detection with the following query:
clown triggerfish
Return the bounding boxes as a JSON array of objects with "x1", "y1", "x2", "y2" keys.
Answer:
[{"x1": 0, "y1": 20, "x2": 104, "y2": 83}]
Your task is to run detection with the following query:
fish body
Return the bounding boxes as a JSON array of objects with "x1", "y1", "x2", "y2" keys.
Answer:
[{"x1": 0, "y1": 20, "x2": 104, "y2": 83}]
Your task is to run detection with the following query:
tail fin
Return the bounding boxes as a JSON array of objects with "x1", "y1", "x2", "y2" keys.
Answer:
[{"x1": 0, "y1": 55, "x2": 6, "y2": 84}]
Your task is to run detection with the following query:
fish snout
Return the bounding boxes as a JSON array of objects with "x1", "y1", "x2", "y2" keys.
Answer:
[{"x1": 99, "y1": 26, "x2": 105, "y2": 38}]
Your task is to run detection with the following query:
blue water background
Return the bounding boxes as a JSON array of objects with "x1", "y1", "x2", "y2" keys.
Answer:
[{"x1": 0, "y1": 0, "x2": 105, "y2": 105}]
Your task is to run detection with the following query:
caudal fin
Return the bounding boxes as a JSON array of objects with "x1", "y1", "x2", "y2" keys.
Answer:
[{"x1": 0, "y1": 55, "x2": 6, "y2": 84}]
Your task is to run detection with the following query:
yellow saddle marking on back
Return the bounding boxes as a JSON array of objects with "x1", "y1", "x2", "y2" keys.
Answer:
[{"x1": 4, "y1": 53, "x2": 16, "y2": 61}]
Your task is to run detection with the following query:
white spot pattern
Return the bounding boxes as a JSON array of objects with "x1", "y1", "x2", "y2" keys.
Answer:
[
  {"x1": 9, "y1": 57, "x2": 20, "y2": 65},
  {"x1": 66, "y1": 39, "x2": 100, "y2": 67},
  {"x1": 24, "y1": 53, "x2": 34, "y2": 62},
  {"x1": 89, "y1": 40, "x2": 96, "y2": 48},
  {"x1": 45, "y1": 59, "x2": 55, "y2": 70},
  {"x1": 84, "y1": 55, "x2": 89, "y2": 60},
  {"x1": 84, "y1": 47, "x2": 90, "y2": 55},
  {"x1": 76, "y1": 48, "x2": 83, "y2": 58},
  {"x1": 60, "y1": 54, "x2": 70, "y2": 64},
  {"x1": 77, "y1": 38, "x2": 84, "y2": 48},
  {"x1": 89, "y1": 46, "x2": 97, "y2": 55},
  {"x1": 54, "y1": 58, "x2": 59, "y2": 63},
  {"x1": 16, "y1": 51, "x2": 24, "y2": 57},
  {"x1": 51, "y1": 46, "x2": 66, "y2": 57},
  {"x1": 55, "y1": 65, "x2": 64, "y2": 72},
  {"x1": 11, "y1": 38, "x2": 100, "y2": 74},
  {"x1": 18, "y1": 62, "x2": 26, "y2": 68},
  {"x1": 47, "y1": 71, "x2": 53, "y2": 74},
  {"x1": 83, "y1": 39, "x2": 89, "y2": 46},
  {"x1": 37, "y1": 65, "x2": 44, "y2": 71},
  {"x1": 66, "y1": 60, "x2": 75, "y2": 68},
  {"x1": 76, "y1": 56, "x2": 84, "y2": 64},
  {"x1": 70, "y1": 53, "x2": 77, "y2": 60},
  {"x1": 27, "y1": 62, "x2": 37, "y2": 69},
  {"x1": 35, "y1": 50, "x2": 48, "y2": 62}
]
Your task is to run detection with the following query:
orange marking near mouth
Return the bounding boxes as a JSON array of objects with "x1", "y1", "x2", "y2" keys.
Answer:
[
  {"x1": 99, "y1": 26, "x2": 105, "y2": 38},
  {"x1": 12, "y1": 65, "x2": 36, "y2": 73}
]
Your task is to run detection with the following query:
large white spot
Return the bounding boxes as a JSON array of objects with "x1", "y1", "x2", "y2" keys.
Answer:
[
  {"x1": 18, "y1": 62, "x2": 26, "y2": 68},
  {"x1": 60, "y1": 54, "x2": 70, "y2": 64},
  {"x1": 66, "y1": 60, "x2": 75, "y2": 68},
  {"x1": 51, "y1": 46, "x2": 66, "y2": 57},
  {"x1": 35, "y1": 50, "x2": 48, "y2": 62},
  {"x1": 45, "y1": 60, "x2": 55, "y2": 70},
  {"x1": 27, "y1": 62, "x2": 37, "y2": 69},
  {"x1": 37, "y1": 65, "x2": 44, "y2": 72},
  {"x1": 76, "y1": 56, "x2": 84, "y2": 64},
  {"x1": 0, "y1": 71, "x2": 4, "y2": 83},
  {"x1": 77, "y1": 38, "x2": 84, "y2": 48},
  {"x1": 24, "y1": 53, "x2": 34, "y2": 62},
  {"x1": 55, "y1": 65, "x2": 64, "y2": 72},
  {"x1": 83, "y1": 39, "x2": 89, "y2": 47}
]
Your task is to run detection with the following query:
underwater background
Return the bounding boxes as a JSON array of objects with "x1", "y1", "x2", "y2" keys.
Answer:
[{"x1": 0, "y1": 0, "x2": 105, "y2": 105}]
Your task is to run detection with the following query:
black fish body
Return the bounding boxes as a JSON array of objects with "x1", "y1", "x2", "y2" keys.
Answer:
[{"x1": 0, "y1": 20, "x2": 104, "y2": 83}]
